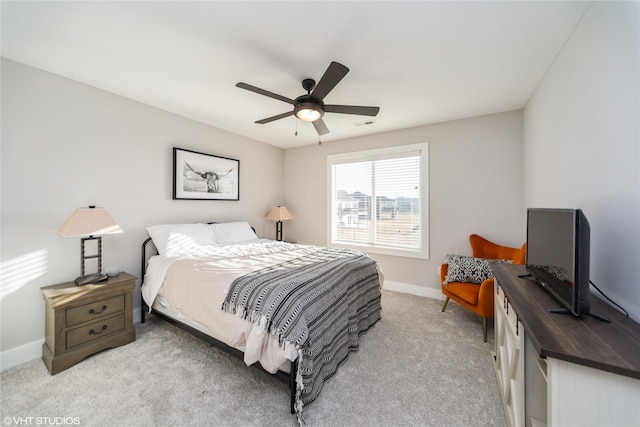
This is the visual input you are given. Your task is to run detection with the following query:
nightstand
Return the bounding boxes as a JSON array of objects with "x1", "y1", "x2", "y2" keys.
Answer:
[{"x1": 41, "y1": 272, "x2": 136, "y2": 375}]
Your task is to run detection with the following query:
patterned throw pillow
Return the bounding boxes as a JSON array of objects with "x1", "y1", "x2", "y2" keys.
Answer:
[{"x1": 443, "y1": 254, "x2": 511, "y2": 286}]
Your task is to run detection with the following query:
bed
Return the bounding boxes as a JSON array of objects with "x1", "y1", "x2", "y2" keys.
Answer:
[{"x1": 140, "y1": 221, "x2": 382, "y2": 422}]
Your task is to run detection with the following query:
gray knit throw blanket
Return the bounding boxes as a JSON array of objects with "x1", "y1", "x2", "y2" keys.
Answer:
[{"x1": 221, "y1": 247, "x2": 382, "y2": 423}]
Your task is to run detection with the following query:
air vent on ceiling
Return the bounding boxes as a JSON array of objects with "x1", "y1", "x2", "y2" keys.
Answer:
[{"x1": 354, "y1": 120, "x2": 376, "y2": 127}]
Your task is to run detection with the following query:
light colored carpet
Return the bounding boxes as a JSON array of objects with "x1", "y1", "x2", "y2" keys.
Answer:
[{"x1": 0, "y1": 290, "x2": 507, "y2": 426}]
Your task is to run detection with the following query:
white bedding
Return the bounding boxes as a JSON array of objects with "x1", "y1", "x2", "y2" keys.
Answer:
[{"x1": 142, "y1": 239, "x2": 332, "y2": 373}]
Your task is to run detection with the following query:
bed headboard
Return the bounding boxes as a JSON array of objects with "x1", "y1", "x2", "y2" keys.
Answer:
[{"x1": 140, "y1": 237, "x2": 157, "y2": 284}]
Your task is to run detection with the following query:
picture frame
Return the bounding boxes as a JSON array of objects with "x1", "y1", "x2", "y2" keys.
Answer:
[{"x1": 173, "y1": 147, "x2": 240, "y2": 200}]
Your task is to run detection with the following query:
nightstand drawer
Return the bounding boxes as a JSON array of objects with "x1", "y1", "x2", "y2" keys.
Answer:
[
  {"x1": 42, "y1": 272, "x2": 136, "y2": 374},
  {"x1": 66, "y1": 295, "x2": 125, "y2": 327},
  {"x1": 66, "y1": 313, "x2": 125, "y2": 349}
]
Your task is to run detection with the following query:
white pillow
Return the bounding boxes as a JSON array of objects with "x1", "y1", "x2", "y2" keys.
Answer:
[
  {"x1": 210, "y1": 221, "x2": 258, "y2": 244},
  {"x1": 147, "y1": 223, "x2": 217, "y2": 255}
]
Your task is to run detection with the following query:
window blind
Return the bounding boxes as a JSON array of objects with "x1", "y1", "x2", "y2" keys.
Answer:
[{"x1": 330, "y1": 147, "x2": 423, "y2": 252}]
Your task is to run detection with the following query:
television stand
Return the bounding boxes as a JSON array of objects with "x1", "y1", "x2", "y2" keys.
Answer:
[
  {"x1": 547, "y1": 308, "x2": 610, "y2": 323},
  {"x1": 492, "y1": 263, "x2": 640, "y2": 427}
]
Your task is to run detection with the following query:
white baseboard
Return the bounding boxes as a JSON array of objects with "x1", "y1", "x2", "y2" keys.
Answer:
[
  {"x1": 382, "y1": 280, "x2": 445, "y2": 300},
  {"x1": 1, "y1": 338, "x2": 44, "y2": 372},
  {"x1": 133, "y1": 307, "x2": 142, "y2": 324},
  {"x1": 3, "y1": 307, "x2": 143, "y2": 372}
]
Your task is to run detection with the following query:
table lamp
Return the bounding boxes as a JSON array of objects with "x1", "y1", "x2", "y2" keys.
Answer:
[
  {"x1": 59, "y1": 206, "x2": 123, "y2": 285},
  {"x1": 266, "y1": 206, "x2": 293, "y2": 241}
]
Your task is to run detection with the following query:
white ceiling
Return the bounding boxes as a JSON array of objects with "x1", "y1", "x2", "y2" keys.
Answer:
[{"x1": 1, "y1": 1, "x2": 590, "y2": 149}]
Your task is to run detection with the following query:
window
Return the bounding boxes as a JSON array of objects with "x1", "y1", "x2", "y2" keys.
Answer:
[{"x1": 327, "y1": 143, "x2": 429, "y2": 259}]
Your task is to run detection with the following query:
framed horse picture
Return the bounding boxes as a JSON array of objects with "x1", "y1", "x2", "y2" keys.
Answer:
[{"x1": 173, "y1": 148, "x2": 240, "y2": 200}]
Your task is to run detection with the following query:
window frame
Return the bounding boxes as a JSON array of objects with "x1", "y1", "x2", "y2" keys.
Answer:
[{"x1": 326, "y1": 142, "x2": 429, "y2": 259}]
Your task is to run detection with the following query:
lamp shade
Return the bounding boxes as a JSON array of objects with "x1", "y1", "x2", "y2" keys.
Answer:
[
  {"x1": 266, "y1": 206, "x2": 293, "y2": 221},
  {"x1": 59, "y1": 207, "x2": 123, "y2": 237}
]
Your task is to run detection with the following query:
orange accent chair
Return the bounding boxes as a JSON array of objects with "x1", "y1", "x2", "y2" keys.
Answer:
[{"x1": 441, "y1": 234, "x2": 526, "y2": 341}]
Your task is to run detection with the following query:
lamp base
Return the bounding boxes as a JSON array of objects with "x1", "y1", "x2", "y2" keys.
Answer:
[{"x1": 75, "y1": 273, "x2": 108, "y2": 286}]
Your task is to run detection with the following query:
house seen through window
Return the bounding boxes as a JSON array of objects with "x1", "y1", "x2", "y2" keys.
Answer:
[{"x1": 327, "y1": 143, "x2": 429, "y2": 259}]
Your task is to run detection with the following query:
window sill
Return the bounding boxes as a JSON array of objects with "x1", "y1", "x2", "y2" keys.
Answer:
[{"x1": 330, "y1": 241, "x2": 429, "y2": 260}]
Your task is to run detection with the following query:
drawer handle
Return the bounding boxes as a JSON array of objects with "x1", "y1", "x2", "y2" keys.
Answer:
[
  {"x1": 88, "y1": 305, "x2": 107, "y2": 315},
  {"x1": 89, "y1": 325, "x2": 108, "y2": 335}
]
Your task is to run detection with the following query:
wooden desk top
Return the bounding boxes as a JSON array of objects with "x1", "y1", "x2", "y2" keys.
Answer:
[{"x1": 492, "y1": 263, "x2": 640, "y2": 380}]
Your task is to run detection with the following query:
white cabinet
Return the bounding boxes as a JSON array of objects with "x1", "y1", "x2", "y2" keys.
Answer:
[
  {"x1": 493, "y1": 284, "x2": 525, "y2": 427},
  {"x1": 492, "y1": 263, "x2": 640, "y2": 427},
  {"x1": 546, "y1": 358, "x2": 640, "y2": 426}
]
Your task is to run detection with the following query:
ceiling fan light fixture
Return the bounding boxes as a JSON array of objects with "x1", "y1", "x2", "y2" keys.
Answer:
[{"x1": 295, "y1": 103, "x2": 323, "y2": 122}]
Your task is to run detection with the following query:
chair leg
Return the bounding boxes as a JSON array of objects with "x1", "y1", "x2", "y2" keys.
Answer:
[
  {"x1": 441, "y1": 297, "x2": 450, "y2": 312},
  {"x1": 483, "y1": 317, "x2": 488, "y2": 342}
]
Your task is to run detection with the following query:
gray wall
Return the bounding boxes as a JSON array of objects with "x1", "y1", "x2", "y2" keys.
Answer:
[
  {"x1": 284, "y1": 110, "x2": 524, "y2": 297},
  {"x1": 523, "y1": 1, "x2": 640, "y2": 320},
  {"x1": 1, "y1": 59, "x2": 285, "y2": 364}
]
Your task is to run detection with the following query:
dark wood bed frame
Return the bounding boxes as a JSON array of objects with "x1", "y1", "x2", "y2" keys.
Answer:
[{"x1": 140, "y1": 236, "x2": 298, "y2": 414}]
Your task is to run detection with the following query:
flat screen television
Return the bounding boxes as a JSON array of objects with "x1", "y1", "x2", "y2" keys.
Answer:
[{"x1": 525, "y1": 208, "x2": 591, "y2": 317}]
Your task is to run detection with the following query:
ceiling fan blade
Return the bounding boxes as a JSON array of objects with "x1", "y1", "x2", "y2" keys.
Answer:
[
  {"x1": 255, "y1": 111, "x2": 294, "y2": 124},
  {"x1": 324, "y1": 105, "x2": 380, "y2": 116},
  {"x1": 311, "y1": 62, "x2": 349, "y2": 101},
  {"x1": 312, "y1": 118, "x2": 330, "y2": 136},
  {"x1": 236, "y1": 82, "x2": 296, "y2": 105}
]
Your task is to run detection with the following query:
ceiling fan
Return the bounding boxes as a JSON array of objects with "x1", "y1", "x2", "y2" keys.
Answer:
[{"x1": 236, "y1": 61, "x2": 380, "y2": 136}]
